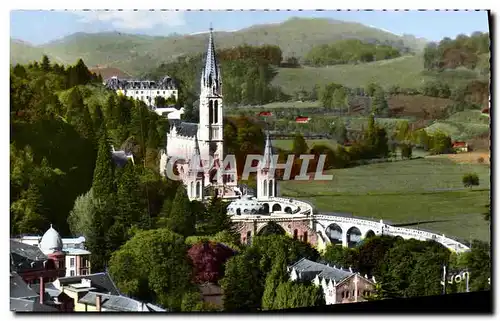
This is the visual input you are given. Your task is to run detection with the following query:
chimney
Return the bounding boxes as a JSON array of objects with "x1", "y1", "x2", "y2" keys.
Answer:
[
  {"x1": 95, "y1": 294, "x2": 102, "y2": 312},
  {"x1": 39, "y1": 276, "x2": 45, "y2": 304}
]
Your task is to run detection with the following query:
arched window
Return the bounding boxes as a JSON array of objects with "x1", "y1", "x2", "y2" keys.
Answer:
[
  {"x1": 246, "y1": 231, "x2": 252, "y2": 245},
  {"x1": 214, "y1": 100, "x2": 219, "y2": 124},
  {"x1": 208, "y1": 100, "x2": 213, "y2": 124},
  {"x1": 196, "y1": 181, "x2": 201, "y2": 198},
  {"x1": 263, "y1": 180, "x2": 267, "y2": 196},
  {"x1": 268, "y1": 179, "x2": 273, "y2": 197},
  {"x1": 303, "y1": 231, "x2": 308, "y2": 243},
  {"x1": 293, "y1": 229, "x2": 298, "y2": 239},
  {"x1": 190, "y1": 182, "x2": 194, "y2": 198}
]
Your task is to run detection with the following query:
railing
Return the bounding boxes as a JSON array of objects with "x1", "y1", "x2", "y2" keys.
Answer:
[{"x1": 313, "y1": 214, "x2": 470, "y2": 253}]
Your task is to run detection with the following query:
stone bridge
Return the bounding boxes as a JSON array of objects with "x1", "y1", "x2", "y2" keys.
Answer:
[{"x1": 230, "y1": 197, "x2": 470, "y2": 253}]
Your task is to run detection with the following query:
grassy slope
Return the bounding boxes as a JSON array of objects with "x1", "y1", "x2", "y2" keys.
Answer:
[
  {"x1": 12, "y1": 17, "x2": 427, "y2": 74},
  {"x1": 426, "y1": 110, "x2": 491, "y2": 141},
  {"x1": 279, "y1": 158, "x2": 490, "y2": 241},
  {"x1": 274, "y1": 55, "x2": 426, "y2": 94},
  {"x1": 10, "y1": 40, "x2": 63, "y2": 65}
]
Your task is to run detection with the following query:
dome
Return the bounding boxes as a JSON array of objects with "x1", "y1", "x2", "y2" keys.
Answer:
[
  {"x1": 227, "y1": 195, "x2": 264, "y2": 216},
  {"x1": 40, "y1": 225, "x2": 63, "y2": 254}
]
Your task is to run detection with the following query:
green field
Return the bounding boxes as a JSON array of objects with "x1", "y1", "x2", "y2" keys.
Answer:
[
  {"x1": 274, "y1": 55, "x2": 428, "y2": 94},
  {"x1": 279, "y1": 158, "x2": 490, "y2": 242},
  {"x1": 272, "y1": 139, "x2": 338, "y2": 151},
  {"x1": 425, "y1": 110, "x2": 491, "y2": 141}
]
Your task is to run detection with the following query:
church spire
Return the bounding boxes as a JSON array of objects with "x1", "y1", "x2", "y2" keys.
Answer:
[
  {"x1": 202, "y1": 27, "x2": 221, "y2": 92},
  {"x1": 190, "y1": 135, "x2": 204, "y2": 170},
  {"x1": 261, "y1": 131, "x2": 275, "y2": 170}
]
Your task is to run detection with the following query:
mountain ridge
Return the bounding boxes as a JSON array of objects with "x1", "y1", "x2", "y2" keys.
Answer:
[{"x1": 10, "y1": 17, "x2": 429, "y2": 75}]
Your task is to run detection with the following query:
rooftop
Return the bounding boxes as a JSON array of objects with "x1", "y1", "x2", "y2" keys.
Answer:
[
  {"x1": 78, "y1": 292, "x2": 166, "y2": 312},
  {"x1": 289, "y1": 258, "x2": 354, "y2": 283},
  {"x1": 56, "y1": 272, "x2": 120, "y2": 296}
]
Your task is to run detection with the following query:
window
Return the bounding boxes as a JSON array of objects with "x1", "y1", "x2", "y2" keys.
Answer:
[
  {"x1": 163, "y1": 91, "x2": 166, "y2": 94},
  {"x1": 82, "y1": 270, "x2": 87, "y2": 276},
  {"x1": 135, "y1": 91, "x2": 138, "y2": 94},
  {"x1": 157, "y1": 91, "x2": 160, "y2": 94},
  {"x1": 141, "y1": 91, "x2": 144, "y2": 94},
  {"x1": 70, "y1": 270, "x2": 75, "y2": 276},
  {"x1": 70, "y1": 258, "x2": 75, "y2": 267}
]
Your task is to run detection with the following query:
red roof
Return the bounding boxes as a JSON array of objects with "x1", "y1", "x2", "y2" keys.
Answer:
[
  {"x1": 295, "y1": 116, "x2": 310, "y2": 123},
  {"x1": 258, "y1": 111, "x2": 273, "y2": 116},
  {"x1": 482, "y1": 108, "x2": 490, "y2": 114},
  {"x1": 453, "y1": 141, "x2": 467, "y2": 147}
]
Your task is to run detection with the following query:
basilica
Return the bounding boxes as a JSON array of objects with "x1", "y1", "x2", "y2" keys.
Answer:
[{"x1": 159, "y1": 29, "x2": 239, "y2": 201}]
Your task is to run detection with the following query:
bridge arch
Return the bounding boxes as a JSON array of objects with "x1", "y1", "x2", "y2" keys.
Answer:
[
  {"x1": 346, "y1": 226, "x2": 362, "y2": 248},
  {"x1": 272, "y1": 204, "x2": 282, "y2": 212},
  {"x1": 284, "y1": 206, "x2": 292, "y2": 214},
  {"x1": 325, "y1": 223, "x2": 343, "y2": 245},
  {"x1": 262, "y1": 203, "x2": 270, "y2": 214},
  {"x1": 258, "y1": 222, "x2": 286, "y2": 236},
  {"x1": 365, "y1": 230, "x2": 376, "y2": 239}
]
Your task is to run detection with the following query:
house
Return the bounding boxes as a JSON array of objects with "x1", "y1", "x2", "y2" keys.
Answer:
[
  {"x1": 14, "y1": 226, "x2": 91, "y2": 278},
  {"x1": 452, "y1": 141, "x2": 469, "y2": 153},
  {"x1": 10, "y1": 240, "x2": 63, "y2": 284},
  {"x1": 295, "y1": 116, "x2": 310, "y2": 123},
  {"x1": 52, "y1": 272, "x2": 164, "y2": 312},
  {"x1": 77, "y1": 291, "x2": 166, "y2": 312},
  {"x1": 10, "y1": 270, "x2": 63, "y2": 312},
  {"x1": 288, "y1": 258, "x2": 376, "y2": 305}
]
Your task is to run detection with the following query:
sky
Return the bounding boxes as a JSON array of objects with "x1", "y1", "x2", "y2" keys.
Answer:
[{"x1": 10, "y1": 10, "x2": 490, "y2": 45}]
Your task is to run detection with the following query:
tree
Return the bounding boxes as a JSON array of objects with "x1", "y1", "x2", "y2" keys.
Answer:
[
  {"x1": 429, "y1": 131, "x2": 452, "y2": 155},
  {"x1": 262, "y1": 252, "x2": 289, "y2": 310},
  {"x1": 66, "y1": 88, "x2": 95, "y2": 141},
  {"x1": 371, "y1": 88, "x2": 389, "y2": 117},
  {"x1": 462, "y1": 173, "x2": 480, "y2": 188},
  {"x1": 187, "y1": 241, "x2": 235, "y2": 284},
  {"x1": 272, "y1": 282, "x2": 325, "y2": 310},
  {"x1": 322, "y1": 245, "x2": 358, "y2": 269},
  {"x1": 108, "y1": 228, "x2": 194, "y2": 311},
  {"x1": 378, "y1": 239, "x2": 451, "y2": 298},
  {"x1": 41, "y1": 55, "x2": 51, "y2": 72},
  {"x1": 400, "y1": 143, "x2": 413, "y2": 159},
  {"x1": 220, "y1": 248, "x2": 265, "y2": 311},
  {"x1": 395, "y1": 121, "x2": 410, "y2": 142},
  {"x1": 92, "y1": 126, "x2": 115, "y2": 200},
  {"x1": 117, "y1": 161, "x2": 148, "y2": 229},
  {"x1": 292, "y1": 133, "x2": 308, "y2": 156},
  {"x1": 331, "y1": 119, "x2": 347, "y2": 143},
  {"x1": 67, "y1": 189, "x2": 96, "y2": 237},
  {"x1": 159, "y1": 185, "x2": 195, "y2": 237},
  {"x1": 332, "y1": 87, "x2": 348, "y2": 115},
  {"x1": 320, "y1": 83, "x2": 343, "y2": 109},
  {"x1": 366, "y1": 82, "x2": 383, "y2": 97},
  {"x1": 356, "y1": 235, "x2": 399, "y2": 277},
  {"x1": 198, "y1": 196, "x2": 232, "y2": 236},
  {"x1": 85, "y1": 197, "x2": 114, "y2": 272}
]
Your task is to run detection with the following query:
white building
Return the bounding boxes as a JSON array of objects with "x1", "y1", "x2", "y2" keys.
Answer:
[
  {"x1": 105, "y1": 75, "x2": 182, "y2": 118},
  {"x1": 159, "y1": 28, "x2": 239, "y2": 201},
  {"x1": 15, "y1": 227, "x2": 91, "y2": 277}
]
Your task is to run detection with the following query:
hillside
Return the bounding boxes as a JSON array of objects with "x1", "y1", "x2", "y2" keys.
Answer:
[
  {"x1": 10, "y1": 17, "x2": 428, "y2": 75},
  {"x1": 274, "y1": 55, "x2": 426, "y2": 93},
  {"x1": 10, "y1": 39, "x2": 63, "y2": 65}
]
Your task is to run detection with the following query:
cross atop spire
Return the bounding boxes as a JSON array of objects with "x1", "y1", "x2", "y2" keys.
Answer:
[{"x1": 202, "y1": 26, "x2": 221, "y2": 92}]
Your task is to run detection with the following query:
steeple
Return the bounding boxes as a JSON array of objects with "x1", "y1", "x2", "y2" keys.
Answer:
[
  {"x1": 260, "y1": 131, "x2": 275, "y2": 171},
  {"x1": 202, "y1": 27, "x2": 221, "y2": 93},
  {"x1": 190, "y1": 135, "x2": 204, "y2": 171}
]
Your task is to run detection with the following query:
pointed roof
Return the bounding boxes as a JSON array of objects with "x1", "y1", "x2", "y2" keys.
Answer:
[
  {"x1": 202, "y1": 28, "x2": 221, "y2": 90},
  {"x1": 260, "y1": 131, "x2": 275, "y2": 170},
  {"x1": 189, "y1": 135, "x2": 204, "y2": 172}
]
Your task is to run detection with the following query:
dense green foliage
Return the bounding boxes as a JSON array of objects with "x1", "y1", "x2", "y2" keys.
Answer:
[
  {"x1": 108, "y1": 228, "x2": 195, "y2": 311},
  {"x1": 424, "y1": 32, "x2": 490, "y2": 71},
  {"x1": 462, "y1": 172, "x2": 480, "y2": 188},
  {"x1": 305, "y1": 39, "x2": 401, "y2": 66}
]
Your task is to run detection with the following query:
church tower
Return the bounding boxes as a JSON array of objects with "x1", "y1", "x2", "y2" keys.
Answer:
[
  {"x1": 257, "y1": 132, "x2": 277, "y2": 200},
  {"x1": 198, "y1": 28, "x2": 224, "y2": 186},
  {"x1": 186, "y1": 135, "x2": 205, "y2": 201}
]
